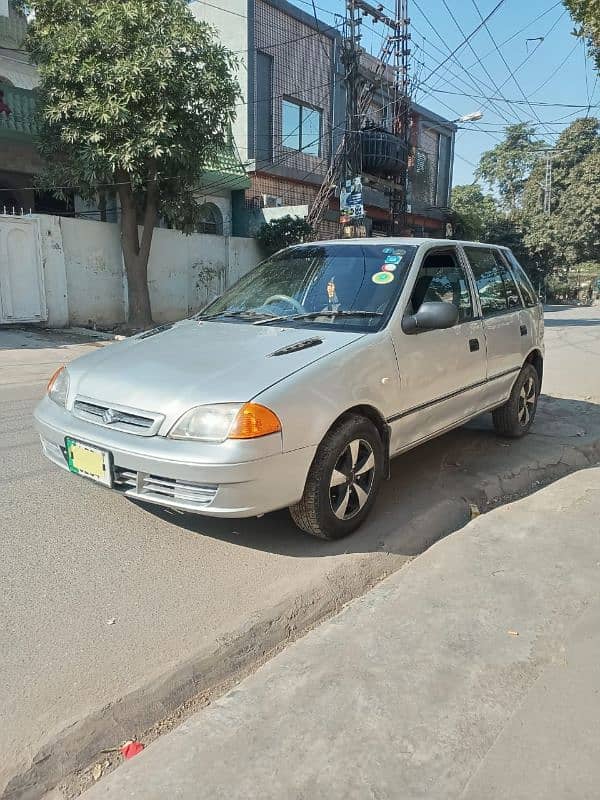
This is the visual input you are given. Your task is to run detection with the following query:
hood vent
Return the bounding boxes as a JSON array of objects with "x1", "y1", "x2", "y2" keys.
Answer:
[{"x1": 268, "y1": 337, "x2": 323, "y2": 357}]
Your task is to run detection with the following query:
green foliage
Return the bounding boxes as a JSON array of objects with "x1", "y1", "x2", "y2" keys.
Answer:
[
  {"x1": 256, "y1": 215, "x2": 315, "y2": 255},
  {"x1": 563, "y1": 0, "x2": 600, "y2": 71},
  {"x1": 522, "y1": 118, "x2": 600, "y2": 271},
  {"x1": 475, "y1": 123, "x2": 543, "y2": 211},
  {"x1": 450, "y1": 184, "x2": 499, "y2": 240},
  {"x1": 18, "y1": 0, "x2": 239, "y2": 323}
]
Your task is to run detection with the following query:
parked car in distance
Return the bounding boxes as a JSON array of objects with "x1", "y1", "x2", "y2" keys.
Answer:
[{"x1": 35, "y1": 239, "x2": 544, "y2": 540}]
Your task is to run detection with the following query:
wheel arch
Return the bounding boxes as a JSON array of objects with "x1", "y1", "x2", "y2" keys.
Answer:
[
  {"x1": 524, "y1": 348, "x2": 544, "y2": 387},
  {"x1": 329, "y1": 404, "x2": 391, "y2": 478}
]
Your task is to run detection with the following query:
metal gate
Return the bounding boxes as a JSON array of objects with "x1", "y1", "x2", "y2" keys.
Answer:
[{"x1": 0, "y1": 214, "x2": 47, "y2": 323}]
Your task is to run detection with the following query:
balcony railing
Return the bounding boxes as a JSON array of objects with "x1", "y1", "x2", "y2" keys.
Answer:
[{"x1": 0, "y1": 84, "x2": 37, "y2": 138}]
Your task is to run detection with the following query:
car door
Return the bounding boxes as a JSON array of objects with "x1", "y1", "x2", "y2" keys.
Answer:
[
  {"x1": 388, "y1": 244, "x2": 487, "y2": 453},
  {"x1": 499, "y1": 247, "x2": 544, "y2": 362},
  {"x1": 461, "y1": 244, "x2": 525, "y2": 406}
]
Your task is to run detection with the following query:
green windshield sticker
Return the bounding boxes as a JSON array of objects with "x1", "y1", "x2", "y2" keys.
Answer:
[{"x1": 372, "y1": 271, "x2": 394, "y2": 285}]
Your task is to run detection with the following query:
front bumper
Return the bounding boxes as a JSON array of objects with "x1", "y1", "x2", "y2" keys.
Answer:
[{"x1": 34, "y1": 397, "x2": 316, "y2": 518}]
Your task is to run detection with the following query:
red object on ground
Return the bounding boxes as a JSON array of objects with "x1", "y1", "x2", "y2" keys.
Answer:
[{"x1": 120, "y1": 741, "x2": 145, "y2": 759}]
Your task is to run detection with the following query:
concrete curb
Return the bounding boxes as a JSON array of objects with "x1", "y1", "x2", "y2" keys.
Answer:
[{"x1": 5, "y1": 426, "x2": 600, "y2": 800}]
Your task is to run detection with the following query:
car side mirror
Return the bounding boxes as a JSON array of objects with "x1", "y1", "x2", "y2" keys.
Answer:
[{"x1": 402, "y1": 301, "x2": 460, "y2": 334}]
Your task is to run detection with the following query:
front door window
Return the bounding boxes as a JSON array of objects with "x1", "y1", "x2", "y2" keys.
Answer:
[{"x1": 409, "y1": 249, "x2": 474, "y2": 323}]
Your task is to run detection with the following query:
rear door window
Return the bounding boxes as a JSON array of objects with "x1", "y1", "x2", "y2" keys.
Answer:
[
  {"x1": 502, "y1": 250, "x2": 538, "y2": 307},
  {"x1": 464, "y1": 247, "x2": 521, "y2": 317}
]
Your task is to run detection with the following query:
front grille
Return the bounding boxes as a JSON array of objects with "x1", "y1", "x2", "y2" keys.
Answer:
[
  {"x1": 114, "y1": 467, "x2": 217, "y2": 509},
  {"x1": 73, "y1": 398, "x2": 164, "y2": 437}
]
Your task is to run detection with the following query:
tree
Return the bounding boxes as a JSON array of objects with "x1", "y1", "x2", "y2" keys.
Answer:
[
  {"x1": 19, "y1": 0, "x2": 239, "y2": 326},
  {"x1": 450, "y1": 184, "x2": 499, "y2": 240},
  {"x1": 563, "y1": 0, "x2": 600, "y2": 72},
  {"x1": 256, "y1": 216, "x2": 315, "y2": 255},
  {"x1": 522, "y1": 118, "x2": 600, "y2": 271},
  {"x1": 476, "y1": 123, "x2": 543, "y2": 211}
]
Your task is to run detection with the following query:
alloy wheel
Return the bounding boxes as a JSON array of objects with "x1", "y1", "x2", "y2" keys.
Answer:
[
  {"x1": 329, "y1": 439, "x2": 376, "y2": 521},
  {"x1": 518, "y1": 376, "x2": 536, "y2": 425}
]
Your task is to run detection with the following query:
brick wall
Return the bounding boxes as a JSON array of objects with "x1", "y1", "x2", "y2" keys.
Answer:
[{"x1": 254, "y1": 0, "x2": 333, "y2": 176}]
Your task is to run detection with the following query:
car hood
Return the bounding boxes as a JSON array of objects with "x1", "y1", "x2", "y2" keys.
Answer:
[{"x1": 66, "y1": 319, "x2": 364, "y2": 424}]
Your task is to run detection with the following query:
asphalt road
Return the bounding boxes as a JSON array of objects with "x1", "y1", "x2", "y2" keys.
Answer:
[{"x1": 1, "y1": 304, "x2": 600, "y2": 798}]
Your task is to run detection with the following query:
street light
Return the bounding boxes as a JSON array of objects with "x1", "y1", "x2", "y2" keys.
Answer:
[{"x1": 454, "y1": 111, "x2": 484, "y2": 124}]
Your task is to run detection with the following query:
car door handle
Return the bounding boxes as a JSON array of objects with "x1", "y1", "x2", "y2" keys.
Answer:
[
  {"x1": 520, "y1": 324, "x2": 528, "y2": 336},
  {"x1": 469, "y1": 338, "x2": 480, "y2": 352}
]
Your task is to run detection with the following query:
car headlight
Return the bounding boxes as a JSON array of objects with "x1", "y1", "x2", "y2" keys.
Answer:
[
  {"x1": 47, "y1": 366, "x2": 70, "y2": 407},
  {"x1": 168, "y1": 403, "x2": 282, "y2": 442}
]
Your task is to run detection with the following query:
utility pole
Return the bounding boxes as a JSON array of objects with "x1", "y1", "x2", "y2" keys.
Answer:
[
  {"x1": 543, "y1": 151, "x2": 552, "y2": 215},
  {"x1": 391, "y1": 0, "x2": 411, "y2": 233},
  {"x1": 309, "y1": 0, "x2": 412, "y2": 237}
]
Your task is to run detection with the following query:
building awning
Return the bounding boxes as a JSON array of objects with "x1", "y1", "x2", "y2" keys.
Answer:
[{"x1": 198, "y1": 136, "x2": 250, "y2": 193}]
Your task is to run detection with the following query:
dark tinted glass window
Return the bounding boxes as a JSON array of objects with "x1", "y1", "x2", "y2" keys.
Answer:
[
  {"x1": 410, "y1": 250, "x2": 473, "y2": 322},
  {"x1": 503, "y1": 250, "x2": 538, "y2": 307},
  {"x1": 496, "y1": 255, "x2": 523, "y2": 310},
  {"x1": 464, "y1": 247, "x2": 515, "y2": 317}
]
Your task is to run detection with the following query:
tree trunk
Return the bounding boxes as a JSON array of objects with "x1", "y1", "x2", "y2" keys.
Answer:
[{"x1": 117, "y1": 169, "x2": 157, "y2": 328}]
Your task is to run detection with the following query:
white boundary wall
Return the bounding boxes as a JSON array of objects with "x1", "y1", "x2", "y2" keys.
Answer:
[{"x1": 34, "y1": 215, "x2": 262, "y2": 328}]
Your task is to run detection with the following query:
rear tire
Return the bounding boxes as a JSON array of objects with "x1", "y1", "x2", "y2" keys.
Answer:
[
  {"x1": 290, "y1": 415, "x2": 384, "y2": 540},
  {"x1": 492, "y1": 363, "x2": 540, "y2": 438}
]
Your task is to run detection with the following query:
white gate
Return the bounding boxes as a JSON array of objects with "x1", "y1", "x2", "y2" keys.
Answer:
[{"x1": 0, "y1": 215, "x2": 47, "y2": 323}]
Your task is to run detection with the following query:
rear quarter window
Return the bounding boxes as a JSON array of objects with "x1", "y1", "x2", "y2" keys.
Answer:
[{"x1": 502, "y1": 250, "x2": 539, "y2": 307}]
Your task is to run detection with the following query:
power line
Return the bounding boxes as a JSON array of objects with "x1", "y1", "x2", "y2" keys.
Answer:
[
  {"x1": 469, "y1": 0, "x2": 553, "y2": 141},
  {"x1": 427, "y1": 1, "x2": 562, "y2": 93},
  {"x1": 409, "y1": 18, "x2": 516, "y2": 128},
  {"x1": 439, "y1": 0, "x2": 522, "y2": 124},
  {"x1": 420, "y1": 0, "x2": 507, "y2": 85},
  {"x1": 418, "y1": 85, "x2": 598, "y2": 109}
]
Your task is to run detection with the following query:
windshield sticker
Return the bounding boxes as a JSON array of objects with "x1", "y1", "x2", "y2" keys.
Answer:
[
  {"x1": 382, "y1": 247, "x2": 394, "y2": 255},
  {"x1": 385, "y1": 255, "x2": 401, "y2": 264},
  {"x1": 382, "y1": 263, "x2": 396, "y2": 272},
  {"x1": 372, "y1": 271, "x2": 394, "y2": 285}
]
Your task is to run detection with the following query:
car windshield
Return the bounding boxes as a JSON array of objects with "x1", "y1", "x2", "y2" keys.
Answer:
[{"x1": 197, "y1": 243, "x2": 417, "y2": 331}]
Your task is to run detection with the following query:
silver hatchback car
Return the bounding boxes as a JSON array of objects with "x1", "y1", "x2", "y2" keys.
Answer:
[{"x1": 35, "y1": 238, "x2": 544, "y2": 539}]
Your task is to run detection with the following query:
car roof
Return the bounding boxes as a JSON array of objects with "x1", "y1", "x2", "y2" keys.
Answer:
[{"x1": 303, "y1": 237, "x2": 507, "y2": 249}]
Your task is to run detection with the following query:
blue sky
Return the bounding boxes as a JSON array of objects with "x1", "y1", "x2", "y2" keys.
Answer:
[{"x1": 288, "y1": 0, "x2": 598, "y2": 186}]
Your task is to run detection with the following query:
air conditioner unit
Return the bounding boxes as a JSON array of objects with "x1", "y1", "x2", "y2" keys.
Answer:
[{"x1": 262, "y1": 194, "x2": 283, "y2": 208}]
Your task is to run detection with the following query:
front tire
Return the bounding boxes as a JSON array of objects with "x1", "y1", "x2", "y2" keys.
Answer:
[
  {"x1": 290, "y1": 415, "x2": 384, "y2": 540},
  {"x1": 492, "y1": 363, "x2": 540, "y2": 438}
]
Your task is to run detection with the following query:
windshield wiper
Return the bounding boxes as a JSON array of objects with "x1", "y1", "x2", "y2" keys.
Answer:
[
  {"x1": 196, "y1": 310, "x2": 279, "y2": 322},
  {"x1": 254, "y1": 310, "x2": 384, "y2": 325}
]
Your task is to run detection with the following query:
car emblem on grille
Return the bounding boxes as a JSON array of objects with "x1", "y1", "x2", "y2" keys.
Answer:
[{"x1": 102, "y1": 408, "x2": 119, "y2": 425}]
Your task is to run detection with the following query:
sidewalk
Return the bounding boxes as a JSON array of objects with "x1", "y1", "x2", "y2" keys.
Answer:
[{"x1": 84, "y1": 467, "x2": 600, "y2": 800}]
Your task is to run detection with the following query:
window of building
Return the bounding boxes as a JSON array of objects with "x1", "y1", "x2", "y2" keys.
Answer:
[
  {"x1": 464, "y1": 246, "x2": 523, "y2": 317},
  {"x1": 281, "y1": 99, "x2": 322, "y2": 156},
  {"x1": 197, "y1": 203, "x2": 223, "y2": 235}
]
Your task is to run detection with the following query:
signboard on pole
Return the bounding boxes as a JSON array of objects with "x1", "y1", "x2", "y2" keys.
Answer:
[{"x1": 340, "y1": 176, "x2": 364, "y2": 221}]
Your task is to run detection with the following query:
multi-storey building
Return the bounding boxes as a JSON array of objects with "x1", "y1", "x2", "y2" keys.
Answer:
[
  {"x1": 0, "y1": 1, "x2": 249, "y2": 229},
  {"x1": 194, "y1": 0, "x2": 456, "y2": 239},
  {"x1": 191, "y1": 0, "x2": 345, "y2": 238},
  {"x1": 0, "y1": 0, "x2": 43, "y2": 213}
]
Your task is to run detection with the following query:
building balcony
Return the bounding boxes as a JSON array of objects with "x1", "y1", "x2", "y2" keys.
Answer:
[{"x1": 0, "y1": 84, "x2": 37, "y2": 139}]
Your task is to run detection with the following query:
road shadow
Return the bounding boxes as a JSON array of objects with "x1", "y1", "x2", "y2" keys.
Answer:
[
  {"x1": 544, "y1": 317, "x2": 600, "y2": 327},
  {"x1": 0, "y1": 326, "x2": 110, "y2": 350},
  {"x1": 141, "y1": 394, "x2": 600, "y2": 561}
]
